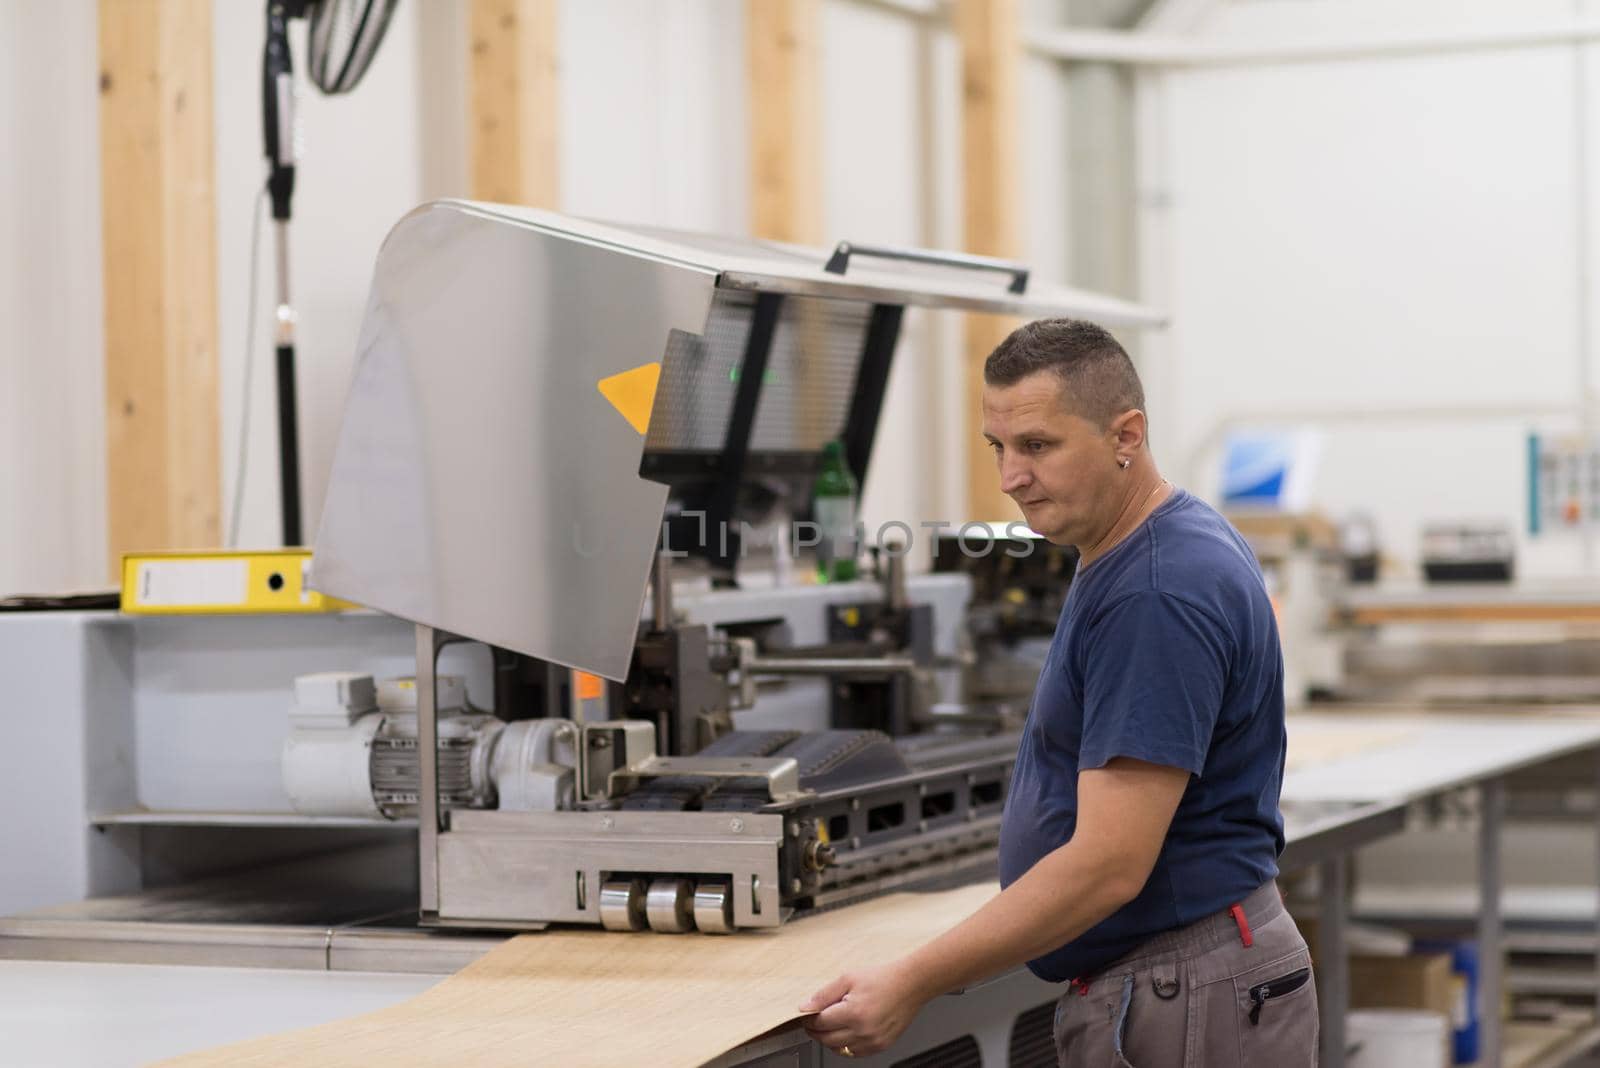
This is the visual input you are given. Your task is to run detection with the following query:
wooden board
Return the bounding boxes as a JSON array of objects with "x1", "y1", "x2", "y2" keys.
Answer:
[
  {"x1": 745, "y1": 0, "x2": 829, "y2": 440},
  {"x1": 156, "y1": 882, "x2": 997, "y2": 1067},
  {"x1": 1285, "y1": 719, "x2": 1418, "y2": 773},
  {"x1": 965, "y1": 314, "x2": 1022, "y2": 523},
  {"x1": 468, "y1": 0, "x2": 559, "y2": 207},
  {"x1": 1498, "y1": 1017, "x2": 1600, "y2": 1068},
  {"x1": 955, "y1": 0, "x2": 1022, "y2": 523},
  {"x1": 746, "y1": 0, "x2": 822, "y2": 246},
  {"x1": 1343, "y1": 602, "x2": 1600, "y2": 626},
  {"x1": 99, "y1": 0, "x2": 221, "y2": 579}
]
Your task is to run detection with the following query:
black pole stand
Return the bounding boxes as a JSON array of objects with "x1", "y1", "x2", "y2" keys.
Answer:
[{"x1": 264, "y1": 1, "x2": 302, "y2": 546}]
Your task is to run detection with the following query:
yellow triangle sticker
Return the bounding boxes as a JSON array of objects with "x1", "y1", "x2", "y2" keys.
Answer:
[{"x1": 597, "y1": 362, "x2": 661, "y2": 435}]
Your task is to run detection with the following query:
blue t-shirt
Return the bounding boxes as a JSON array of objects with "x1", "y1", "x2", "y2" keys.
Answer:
[{"x1": 997, "y1": 489, "x2": 1286, "y2": 983}]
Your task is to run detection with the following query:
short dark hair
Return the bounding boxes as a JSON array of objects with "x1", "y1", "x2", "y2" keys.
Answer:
[{"x1": 983, "y1": 318, "x2": 1144, "y2": 429}]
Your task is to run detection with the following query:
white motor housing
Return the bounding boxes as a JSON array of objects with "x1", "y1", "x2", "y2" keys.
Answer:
[
  {"x1": 282, "y1": 673, "x2": 578, "y2": 819},
  {"x1": 282, "y1": 712, "x2": 387, "y2": 819},
  {"x1": 492, "y1": 718, "x2": 578, "y2": 811}
]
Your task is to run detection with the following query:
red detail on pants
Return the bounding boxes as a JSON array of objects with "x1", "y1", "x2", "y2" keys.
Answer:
[{"x1": 1229, "y1": 904, "x2": 1254, "y2": 948}]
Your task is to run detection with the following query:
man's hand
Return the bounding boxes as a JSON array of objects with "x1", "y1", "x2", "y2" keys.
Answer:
[
  {"x1": 799, "y1": 960, "x2": 931, "y2": 1057},
  {"x1": 796, "y1": 757, "x2": 1190, "y2": 1057}
]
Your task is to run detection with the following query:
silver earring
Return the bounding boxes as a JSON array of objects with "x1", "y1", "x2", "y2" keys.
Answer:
[{"x1": 1119, "y1": 458, "x2": 1130, "y2": 469}]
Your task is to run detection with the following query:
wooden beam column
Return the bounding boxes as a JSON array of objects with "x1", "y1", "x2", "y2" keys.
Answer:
[
  {"x1": 956, "y1": 0, "x2": 1023, "y2": 522},
  {"x1": 469, "y1": 0, "x2": 559, "y2": 207},
  {"x1": 747, "y1": 0, "x2": 830, "y2": 445},
  {"x1": 99, "y1": 0, "x2": 221, "y2": 577},
  {"x1": 747, "y1": 0, "x2": 823, "y2": 245}
]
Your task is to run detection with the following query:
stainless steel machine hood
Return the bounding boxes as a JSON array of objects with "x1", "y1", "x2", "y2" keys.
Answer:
[{"x1": 311, "y1": 200, "x2": 1162, "y2": 681}]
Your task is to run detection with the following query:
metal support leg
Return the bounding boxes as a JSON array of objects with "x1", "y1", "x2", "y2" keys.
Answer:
[
  {"x1": 1479, "y1": 777, "x2": 1505, "y2": 1068},
  {"x1": 1318, "y1": 854, "x2": 1349, "y2": 1068},
  {"x1": 1593, "y1": 750, "x2": 1600, "y2": 1031},
  {"x1": 415, "y1": 625, "x2": 448, "y2": 916}
]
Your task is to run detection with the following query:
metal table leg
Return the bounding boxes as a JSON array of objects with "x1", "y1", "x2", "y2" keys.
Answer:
[
  {"x1": 1318, "y1": 854, "x2": 1349, "y2": 1068},
  {"x1": 1479, "y1": 777, "x2": 1504, "y2": 1068}
]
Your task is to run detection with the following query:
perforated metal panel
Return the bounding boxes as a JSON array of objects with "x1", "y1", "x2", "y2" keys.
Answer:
[
  {"x1": 644, "y1": 291, "x2": 875, "y2": 454},
  {"x1": 889, "y1": 1035, "x2": 982, "y2": 1068},
  {"x1": 752, "y1": 298, "x2": 872, "y2": 451},
  {"x1": 1007, "y1": 1001, "x2": 1058, "y2": 1068},
  {"x1": 646, "y1": 322, "x2": 744, "y2": 452}
]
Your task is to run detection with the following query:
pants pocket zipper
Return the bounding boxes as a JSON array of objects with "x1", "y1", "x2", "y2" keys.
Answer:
[{"x1": 1247, "y1": 967, "x2": 1311, "y2": 1025}]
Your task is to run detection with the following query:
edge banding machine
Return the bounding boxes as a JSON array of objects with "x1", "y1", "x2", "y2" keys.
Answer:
[{"x1": 302, "y1": 202, "x2": 1160, "y2": 936}]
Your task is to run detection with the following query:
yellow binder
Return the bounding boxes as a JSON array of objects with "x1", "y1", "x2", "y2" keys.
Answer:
[{"x1": 120, "y1": 550, "x2": 354, "y2": 615}]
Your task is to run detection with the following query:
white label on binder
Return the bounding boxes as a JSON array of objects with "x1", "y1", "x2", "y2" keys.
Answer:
[{"x1": 136, "y1": 560, "x2": 249, "y2": 607}]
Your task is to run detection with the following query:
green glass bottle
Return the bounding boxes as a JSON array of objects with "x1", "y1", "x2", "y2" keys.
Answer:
[{"x1": 813, "y1": 440, "x2": 858, "y2": 582}]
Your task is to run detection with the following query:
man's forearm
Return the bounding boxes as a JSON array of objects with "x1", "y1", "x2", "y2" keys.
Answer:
[{"x1": 896, "y1": 841, "x2": 1142, "y2": 1002}]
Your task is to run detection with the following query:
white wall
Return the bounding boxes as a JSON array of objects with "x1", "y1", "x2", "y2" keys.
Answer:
[
  {"x1": 40, "y1": 0, "x2": 1586, "y2": 596},
  {"x1": 0, "y1": 0, "x2": 447, "y2": 597},
  {"x1": 1153, "y1": 0, "x2": 1600, "y2": 576},
  {"x1": 2, "y1": 0, "x2": 1091, "y2": 595},
  {"x1": 559, "y1": 0, "x2": 747, "y2": 232},
  {"x1": 0, "y1": 1, "x2": 104, "y2": 595},
  {"x1": 214, "y1": 1, "x2": 436, "y2": 551},
  {"x1": 825, "y1": 2, "x2": 944, "y2": 538},
  {"x1": 843, "y1": 12, "x2": 1078, "y2": 535}
]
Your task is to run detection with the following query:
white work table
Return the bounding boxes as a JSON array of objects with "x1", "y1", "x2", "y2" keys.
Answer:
[
  {"x1": 1284, "y1": 711, "x2": 1600, "y2": 804},
  {"x1": 1282, "y1": 707, "x2": 1600, "y2": 1068},
  {"x1": 0, "y1": 960, "x2": 438, "y2": 1067}
]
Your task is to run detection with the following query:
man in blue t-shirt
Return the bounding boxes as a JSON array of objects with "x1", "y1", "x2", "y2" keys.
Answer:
[{"x1": 801, "y1": 319, "x2": 1316, "y2": 1066}]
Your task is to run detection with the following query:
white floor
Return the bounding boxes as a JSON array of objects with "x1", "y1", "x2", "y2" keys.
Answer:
[{"x1": 0, "y1": 960, "x2": 438, "y2": 1067}]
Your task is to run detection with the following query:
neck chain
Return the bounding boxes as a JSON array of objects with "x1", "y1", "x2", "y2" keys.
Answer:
[
  {"x1": 1082, "y1": 478, "x2": 1171, "y2": 567},
  {"x1": 1137, "y1": 477, "x2": 1170, "y2": 513}
]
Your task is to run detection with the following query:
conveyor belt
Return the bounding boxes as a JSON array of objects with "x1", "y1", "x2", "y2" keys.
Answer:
[
  {"x1": 618, "y1": 730, "x2": 800, "y2": 812},
  {"x1": 703, "y1": 729, "x2": 910, "y2": 810},
  {"x1": 619, "y1": 729, "x2": 911, "y2": 813}
]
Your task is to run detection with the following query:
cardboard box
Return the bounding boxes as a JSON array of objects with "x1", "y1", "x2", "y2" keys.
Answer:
[
  {"x1": 1349, "y1": 953, "x2": 1455, "y2": 1016},
  {"x1": 1298, "y1": 917, "x2": 1461, "y2": 1062},
  {"x1": 1298, "y1": 918, "x2": 1453, "y2": 1013}
]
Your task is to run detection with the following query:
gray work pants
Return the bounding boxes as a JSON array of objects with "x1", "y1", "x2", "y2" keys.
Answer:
[{"x1": 1053, "y1": 882, "x2": 1317, "y2": 1067}]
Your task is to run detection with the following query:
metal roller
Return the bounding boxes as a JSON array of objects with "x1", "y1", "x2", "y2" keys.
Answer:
[
  {"x1": 692, "y1": 880, "x2": 734, "y2": 934},
  {"x1": 645, "y1": 876, "x2": 696, "y2": 933},
  {"x1": 599, "y1": 877, "x2": 648, "y2": 932}
]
